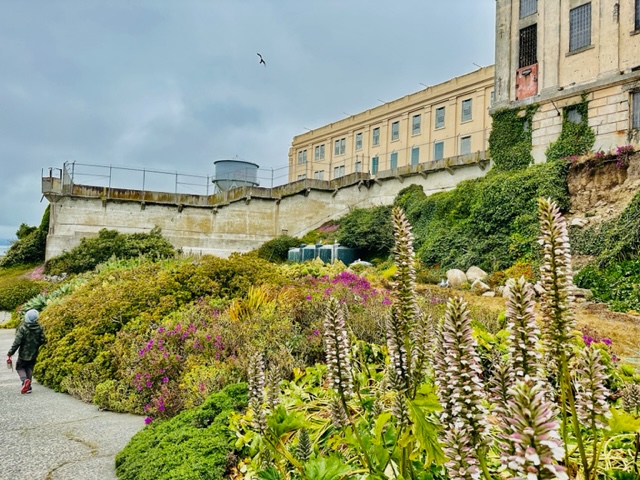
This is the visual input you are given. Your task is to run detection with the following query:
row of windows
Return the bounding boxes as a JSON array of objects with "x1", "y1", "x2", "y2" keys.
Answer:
[{"x1": 298, "y1": 100, "x2": 477, "y2": 160}]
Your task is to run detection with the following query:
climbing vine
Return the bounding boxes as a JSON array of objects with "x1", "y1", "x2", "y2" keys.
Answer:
[
  {"x1": 546, "y1": 94, "x2": 595, "y2": 162},
  {"x1": 488, "y1": 104, "x2": 538, "y2": 171}
]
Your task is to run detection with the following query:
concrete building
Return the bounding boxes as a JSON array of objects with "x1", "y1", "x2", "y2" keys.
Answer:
[
  {"x1": 494, "y1": 0, "x2": 640, "y2": 161},
  {"x1": 288, "y1": 66, "x2": 495, "y2": 182}
]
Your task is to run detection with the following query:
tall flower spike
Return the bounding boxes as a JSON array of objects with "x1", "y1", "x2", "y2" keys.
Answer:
[
  {"x1": 410, "y1": 312, "x2": 432, "y2": 386},
  {"x1": 247, "y1": 352, "x2": 266, "y2": 433},
  {"x1": 391, "y1": 206, "x2": 420, "y2": 330},
  {"x1": 489, "y1": 353, "x2": 513, "y2": 420},
  {"x1": 442, "y1": 422, "x2": 481, "y2": 480},
  {"x1": 392, "y1": 391, "x2": 410, "y2": 427},
  {"x1": 323, "y1": 298, "x2": 353, "y2": 398},
  {"x1": 621, "y1": 383, "x2": 640, "y2": 416},
  {"x1": 505, "y1": 276, "x2": 543, "y2": 381},
  {"x1": 265, "y1": 368, "x2": 281, "y2": 411},
  {"x1": 503, "y1": 376, "x2": 567, "y2": 480},
  {"x1": 297, "y1": 428, "x2": 312, "y2": 463},
  {"x1": 385, "y1": 305, "x2": 410, "y2": 391},
  {"x1": 538, "y1": 198, "x2": 576, "y2": 372},
  {"x1": 329, "y1": 396, "x2": 349, "y2": 429},
  {"x1": 433, "y1": 297, "x2": 488, "y2": 451},
  {"x1": 573, "y1": 345, "x2": 610, "y2": 430}
]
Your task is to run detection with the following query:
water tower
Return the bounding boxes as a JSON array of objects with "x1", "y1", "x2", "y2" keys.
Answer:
[{"x1": 212, "y1": 159, "x2": 259, "y2": 192}]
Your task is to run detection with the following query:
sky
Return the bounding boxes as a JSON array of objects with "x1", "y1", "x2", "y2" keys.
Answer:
[{"x1": 0, "y1": 0, "x2": 495, "y2": 240}]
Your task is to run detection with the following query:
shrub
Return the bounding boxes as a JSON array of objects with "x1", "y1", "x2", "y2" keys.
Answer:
[
  {"x1": 0, "y1": 279, "x2": 45, "y2": 311},
  {"x1": 115, "y1": 383, "x2": 248, "y2": 480},
  {"x1": 336, "y1": 206, "x2": 394, "y2": 259},
  {"x1": 0, "y1": 207, "x2": 50, "y2": 268},
  {"x1": 44, "y1": 227, "x2": 176, "y2": 275},
  {"x1": 488, "y1": 105, "x2": 537, "y2": 171},
  {"x1": 255, "y1": 235, "x2": 301, "y2": 263},
  {"x1": 575, "y1": 259, "x2": 640, "y2": 313}
]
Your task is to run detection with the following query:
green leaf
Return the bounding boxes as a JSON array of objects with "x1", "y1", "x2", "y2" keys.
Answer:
[
  {"x1": 304, "y1": 455, "x2": 355, "y2": 480},
  {"x1": 372, "y1": 412, "x2": 392, "y2": 445},
  {"x1": 607, "y1": 407, "x2": 640, "y2": 435},
  {"x1": 267, "y1": 405, "x2": 307, "y2": 440},
  {"x1": 258, "y1": 467, "x2": 283, "y2": 480},
  {"x1": 407, "y1": 399, "x2": 445, "y2": 465}
]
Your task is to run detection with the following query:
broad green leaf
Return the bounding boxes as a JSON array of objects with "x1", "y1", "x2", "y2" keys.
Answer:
[
  {"x1": 372, "y1": 412, "x2": 392, "y2": 445},
  {"x1": 407, "y1": 399, "x2": 446, "y2": 465},
  {"x1": 267, "y1": 405, "x2": 307, "y2": 440},
  {"x1": 258, "y1": 467, "x2": 282, "y2": 480},
  {"x1": 607, "y1": 407, "x2": 640, "y2": 435},
  {"x1": 304, "y1": 455, "x2": 355, "y2": 480}
]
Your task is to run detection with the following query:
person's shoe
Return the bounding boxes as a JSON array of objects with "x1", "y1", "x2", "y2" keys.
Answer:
[{"x1": 21, "y1": 379, "x2": 31, "y2": 394}]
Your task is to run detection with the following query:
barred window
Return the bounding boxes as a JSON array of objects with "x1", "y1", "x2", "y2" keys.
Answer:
[
  {"x1": 633, "y1": 92, "x2": 640, "y2": 129},
  {"x1": 435, "y1": 107, "x2": 445, "y2": 129},
  {"x1": 434, "y1": 141, "x2": 444, "y2": 161},
  {"x1": 519, "y1": 24, "x2": 537, "y2": 68},
  {"x1": 461, "y1": 99, "x2": 473, "y2": 122},
  {"x1": 460, "y1": 136, "x2": 471, "y2": 155},
  {"x1": 570, "y1": 3, "x2": 591, "y2": 52},
  {"x1": 520, "y1": 0, "x2": 537, "y2": 18}
]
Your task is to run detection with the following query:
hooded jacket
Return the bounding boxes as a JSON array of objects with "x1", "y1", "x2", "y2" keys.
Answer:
[{"x1": 8, "y1": 321, "x2": 46, "y2": 361}]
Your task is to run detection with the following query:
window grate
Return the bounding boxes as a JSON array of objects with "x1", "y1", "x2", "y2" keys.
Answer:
[
  {"x1": 570, "y1": 3, "x2": 591, "y2": 52},
  {"x1": 519, "y1": 24, "x2": 537, "y2": 68},
  {"x1": 633, "y1": 92, "x2": 640, "y2": 129},
  {"x1": 520, "y1": 0, "x2": 537, "y2": 18}
]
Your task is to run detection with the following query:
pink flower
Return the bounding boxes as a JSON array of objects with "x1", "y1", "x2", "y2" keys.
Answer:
[
  {"x1": 144, "y1": 417, "x2": 153, "y2": 424},
  {"x1": 162, "y1": 377, "x2": 169, "y2": 384}
]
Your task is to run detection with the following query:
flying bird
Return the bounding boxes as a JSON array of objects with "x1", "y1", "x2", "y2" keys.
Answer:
[{"x1": 257, "y1": 53, "x2": 266, "y2": 67}]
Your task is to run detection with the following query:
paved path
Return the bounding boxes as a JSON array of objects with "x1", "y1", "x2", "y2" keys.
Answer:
[{"x1": 0, "y1": 328, "x2": 145, "y2": 480}]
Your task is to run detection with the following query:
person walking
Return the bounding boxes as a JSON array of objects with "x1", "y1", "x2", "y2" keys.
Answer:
[{"x1": 6, "y1": 309, "x2": 46, "y2": 394}]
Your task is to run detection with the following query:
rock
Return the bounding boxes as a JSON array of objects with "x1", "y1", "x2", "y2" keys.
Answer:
[
  {"x1": 574, "y1": 287, "x2": 593, "y2": 300},
  {"x1": 495, "y1": 286, "x2": 504, "y2": 296},
  {"x1": 501, "y1": 284, "x2": 511, "y2": 298},
  {"x1": 482, "y1": 291, "x2": 496, "y2": 297},
  {"x1": 570, "y1": 217, "x2": 589, "y2": 228},
  {"x1": 446, "y1": 269, "x2": 467, "y2": 289},
  {"x1": 466, "y1": 266, "x2": 488, "y2": 283},
  {"x1": 533, "y1": 281, "x2": 545, "y2": 296},
  {"x1": 471, "y1": 279, "x2": 491, "y2": 294}
]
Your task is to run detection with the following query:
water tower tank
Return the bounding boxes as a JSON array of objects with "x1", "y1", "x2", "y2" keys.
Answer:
[{"x1": 213, "y1": 160, "x2": 260, "y2": 192}]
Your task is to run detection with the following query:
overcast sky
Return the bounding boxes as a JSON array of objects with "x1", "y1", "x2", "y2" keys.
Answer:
[{"x1": 0, "y1": 0, "x2": 495, "y2": 240}]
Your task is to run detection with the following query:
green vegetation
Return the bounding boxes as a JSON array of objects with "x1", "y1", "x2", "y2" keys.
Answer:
[
  {"x1": 576, "y1": 259, "x2": 640, "y2": 313},
  {"x1": 0, "y1": 206, "x2": 49, "y2": 268},
  {"x1": 336, "y1": 205, "x2": 394, "y2": 260},
  {"x1": 488, "y1": 105, "x2": 537, "y2": 171},
  {"x1": 394, "y1": 160, "x2": 569, "y2": 271},
  {"x1": 546, "y1": 95, "x2": 596, "y2": 162},
  {"x1": 45, "y1": 227, "x2": 176, "y2": 275},
  {"x1": 255, "y1": 235, "x2": 301, "y2": 262},
  {"x1": 115, "y1": 383, "x2": 248, "y2": 480}
]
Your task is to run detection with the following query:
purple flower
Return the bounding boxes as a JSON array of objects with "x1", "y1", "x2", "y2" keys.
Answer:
[
  {"x1": 162, "y1": 377, "x2": 169, "y2": 384},
  {"x1": 601, "y1": 338, "x2": 612, "y2": 346},
  {"x1": 144, "y1": 417, "x2": 153, "y2": 424},
  {"x1": 305, "y1": 295, "x2": 312, "y2": 301},
  {"x1": 382, "y1": 297, "x2": 392, "y2": 305},
  {"x1": 146, "y1": 381, "x2": 153, "y2": 388}
]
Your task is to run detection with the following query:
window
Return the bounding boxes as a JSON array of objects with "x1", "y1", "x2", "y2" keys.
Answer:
[
  {"x1": 461, "y1": 99, "x2": 473, "y2": 122},
  {"x1": 297, "y1": 150, "x2": 307, "y2": 164},
  {"x1": 434, "y1": 141, "x2": 444, "y2": 160},
  {"x1": 391, "y1": 121, "x2": 400, "y2": 141},
  {"x1": 355, "y1": 132, "x2": 363, "y2": 151},
  {"x1": 314, "y1": 170, "x2": 324, "y2": 180},
  {"x1": 567, "y1": 106, "x2": 583, "y2": 124},
  {"x1": 355, "y1": 161, "x2": 362, "y2": 172},
  {"x1": 372, "y1": 127, "x2": 380, "y2": 146},
  {"x1": 297, "y1": 174, "x2": 306, "y2": 180},
  {"x1": 334, "y1": 138, "x2": 346, "y2": 155},
  {"x1": 372, "y1": 156, "x2": 379, "y2": 174},
  {"x1": 519, "y1": 24, "x2": 537, "y2": 68},
  {"x1": 411, "y1": 147, "x2": 420, "y2": 166},
  {"x1": 315, "y1": 144, "x2": 325, "y2": 161},
  {"x1": 333, "y1": 165, "x2": 345, "y2": 179},
  {"x1": 632, "y1": 92, "x2": 640, "y2": 129},
  {"x1": 435, "y1": 107, "x2": 445, "y2": 129},
  {"x1": 460, "y1": 136, "x2": 471, "y2": 155},
  {"x1": 490, "y1": 91, "x2": 495, "y2": 107},
  {"x1": 412, "y1": 114, "x2": 421, "y2": 135},
  {"x1": 390, "y1": 152, "x2": 398, "y2": 170},
  {"x1": 636, "y1": 0, "x2": 640, "y2": 30},
  {"x1": 570, "y1": 3, "x2": 591, "y2": 52},
  {"x1": 520, "y1": 0, "x2": 537, "y2": 18}
]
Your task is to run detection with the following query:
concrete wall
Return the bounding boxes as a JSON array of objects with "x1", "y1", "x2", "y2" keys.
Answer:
[{"x1": 44, "y1": 160, "x2": 490, "y2": 260}]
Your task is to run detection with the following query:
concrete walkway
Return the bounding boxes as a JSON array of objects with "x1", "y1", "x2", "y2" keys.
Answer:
[{"x1": 0, "y1": 328, "x2": 145, "y2": 479}]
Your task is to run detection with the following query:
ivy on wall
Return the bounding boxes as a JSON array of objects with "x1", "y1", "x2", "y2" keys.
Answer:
[
  {"x1": 488, "y1": 104, "x2": 538, "y2": 171},
  {"x1": 545, "y1": 94, "x2": 595, "y2": 161}
]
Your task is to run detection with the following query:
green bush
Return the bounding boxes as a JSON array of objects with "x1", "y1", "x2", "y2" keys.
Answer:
[
  {"x1": 336, "y1": 206, "x2": 394, "y2": 259},
  {"x1": 575, "y1": 259, "x2": 640, "y2": 313},
  {"x1": 0, "y1": 207, "x2": 50, "y2": 268},
  {"x1": 545, "y1": 96, "x2": 595, "y2": 162},
  {"x1": 394, "y1": 160, "x2": 569, "y2": 271},
  {"x1": 0, "y1": 279, "x2": 45, "y2": 311},
  {"x1": 45, "y1": 227, "x2": 176, "y2": 275},
  {"x1": 488, "y1": 105, "x2": 537, "y2": 171},
  {"x1": 255, "y1": 235, "x2": 301, "y2": 263},
  {"x1": 115, "y1": 383, "x2": 248, "y2": 480}
]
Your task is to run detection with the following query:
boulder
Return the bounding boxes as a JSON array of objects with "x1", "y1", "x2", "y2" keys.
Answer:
[
  {"x1": 482, "y1": 291, "x2": 496, "y2": 297},
  {"x1": 570, "y1": 217, "x2": 589, "y2": 228},
  {"x1": 471, "y1": 279, "x2": 491, "y2": 294},
  {"x1": 574, "y1": 287, "x2": 593, "y2": 301},
  {"x1": 446, "y1": 269, "x2": 467, "y2": 289},
  {"x1": 466, "y1": 266, "x2": 488, "y2": 283},
  {"x1": 501, "y1": 284, "x2": 511, "y2": 298}
]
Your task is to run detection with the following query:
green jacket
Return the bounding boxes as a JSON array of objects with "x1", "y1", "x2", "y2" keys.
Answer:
[{"x1": 8, "y1": 322, "x2": 46, "y2": 361}]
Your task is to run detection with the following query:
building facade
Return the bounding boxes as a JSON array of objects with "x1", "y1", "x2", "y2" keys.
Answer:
[
  {"x1": 288, "y1": 66, "x2": 495, "y2": 182},
  {"x1": 495, "y1": 0, "x2": 640, "y2": 161}
]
